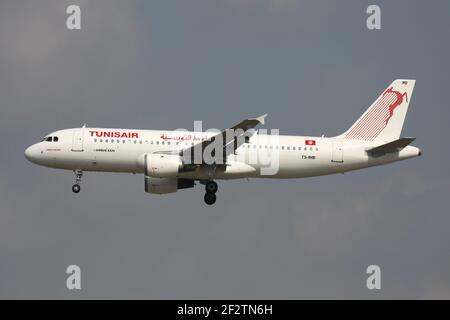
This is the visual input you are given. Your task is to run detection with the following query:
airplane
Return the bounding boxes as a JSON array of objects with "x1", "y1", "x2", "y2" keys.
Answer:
[{"x1": 24, "y1": 79, "x2": 421, "y2": 205}]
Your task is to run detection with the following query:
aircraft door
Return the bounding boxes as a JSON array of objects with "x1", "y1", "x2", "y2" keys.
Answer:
[
  {"x1": 71, "y1": 128, "x2": 84, "y2": 152},
  {"x1": 331, "y1": 141, "x2": 344, "y2": 163}
]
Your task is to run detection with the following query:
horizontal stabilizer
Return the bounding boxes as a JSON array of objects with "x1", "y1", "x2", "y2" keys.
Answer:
[{"x1": 367, "y1": 137, "x2": 416, "y2": 154}]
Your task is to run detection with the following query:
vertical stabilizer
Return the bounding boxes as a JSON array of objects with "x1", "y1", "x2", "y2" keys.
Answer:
[{"x1": 341, "y1": 79, "x2": 416, "y2": 142}]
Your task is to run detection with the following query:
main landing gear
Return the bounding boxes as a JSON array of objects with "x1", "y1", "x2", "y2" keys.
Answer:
[
  {"x1": 72, "y1": 169, "x2": 83, "y2": 193},
  {"x1": 204, "y1": 181, "x2": 218, "y2": 205}
]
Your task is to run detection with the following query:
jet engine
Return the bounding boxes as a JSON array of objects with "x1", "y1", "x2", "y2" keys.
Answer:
[
  {"x1": 142, "y1": 154, "x2": 195, "y2": 194},
  {"x1": 144, "y1": 153, "x2": 183, "y2": 178}
]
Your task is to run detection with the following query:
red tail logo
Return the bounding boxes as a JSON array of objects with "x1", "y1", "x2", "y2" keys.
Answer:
[
  {"x1": 383, "y1": 87, "x2": 408, "y2": 125},
  {"x1": 344, "y1": 87, "x2": 408, "y2": 141}
]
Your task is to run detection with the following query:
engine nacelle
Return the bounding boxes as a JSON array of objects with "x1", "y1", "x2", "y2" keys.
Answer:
[
  {"x1": 145, "y1": 176, "x2": 195, "y2": 194},
  {"x1": 144, "y1": 153, "x2": 182, "y2": 178}
]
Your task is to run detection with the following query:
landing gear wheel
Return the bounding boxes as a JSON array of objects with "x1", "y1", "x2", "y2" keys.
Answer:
[
  {"x1": 204, "y1": 193, "x2": 216, "y2": 205},
  {"x1": 72, "y1": 169, "x2": 83, "y2": 193},
  {"x1": 72, "y1": 184, "x2": 81, "y2": 193},
  {"x1": 205, "y1": 181, "x2": 218, "y2": 194}
]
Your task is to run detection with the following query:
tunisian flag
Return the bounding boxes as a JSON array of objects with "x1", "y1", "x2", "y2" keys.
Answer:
[{"x1": 305, "y1": 139, "x2": 316, "y2": 146}]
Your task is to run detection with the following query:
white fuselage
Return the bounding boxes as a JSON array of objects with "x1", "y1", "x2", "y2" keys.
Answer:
[{"x1": 24, "y1": 127, "x2": 421, "y2": 180}]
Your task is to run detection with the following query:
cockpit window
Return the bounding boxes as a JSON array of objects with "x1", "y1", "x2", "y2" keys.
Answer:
[{"x1": 42, "y1": 136, "x2": 59, "y2": 142}]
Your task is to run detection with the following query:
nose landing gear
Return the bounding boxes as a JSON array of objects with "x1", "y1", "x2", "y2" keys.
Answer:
[
  {"x1": 204, "y1": 181, "x2": 218, "y2": 205},
  {"x1": 72, "y1": 169, "x2": 83, "y2": 193}
]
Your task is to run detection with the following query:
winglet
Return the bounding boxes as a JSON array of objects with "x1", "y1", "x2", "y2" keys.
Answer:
[{"x1": 254, "y1": 113, "x2": 268, "y2": 125}]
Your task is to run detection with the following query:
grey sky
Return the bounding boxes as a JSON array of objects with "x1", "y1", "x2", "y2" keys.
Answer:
[{"x1": 0, "y1": 0, "x2": 449, "y2": 299}]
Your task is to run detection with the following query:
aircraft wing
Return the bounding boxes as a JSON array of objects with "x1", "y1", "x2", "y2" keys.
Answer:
[
  {"x1": 367, "y1": 137, "x2": 416, "y2": 154},
  {"x1": 180, "y1": 114, "x2": 267, "y2": 164}
]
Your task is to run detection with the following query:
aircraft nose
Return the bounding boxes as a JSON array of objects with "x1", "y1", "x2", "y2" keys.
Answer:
[{"x1": 24, "y1": 144, "x2": 39, "y2": 163}]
